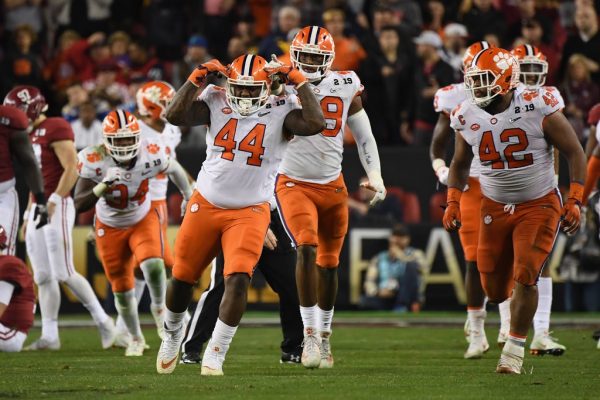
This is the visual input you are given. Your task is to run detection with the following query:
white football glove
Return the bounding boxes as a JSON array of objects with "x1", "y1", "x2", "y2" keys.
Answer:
[
  {"x1": 436, "y1": 166, "x2": 449, "y2": 186},
  {"x1": 362, "y1": 172, "x2": 387, "y2": 207},
  {"x1": 103, "y1": 167, "x2": 122, "y2": 185},
  {"x1": 180, "y1": 198, "x2": 188, "y2": 217},
  {"x1": 267, "y1": 54, "x2": 285, "y2": 70}
]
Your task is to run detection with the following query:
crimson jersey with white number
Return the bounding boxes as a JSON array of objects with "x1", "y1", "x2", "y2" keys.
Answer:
[
  {"x1": 0, "y1": 106, "x2": 29, "y2": 190},
  {"x1": 77, "y1": 139, "x2": 169, "y2": 228},
  {"x1": 279, "y1": 70, "x2": 363, "y2": 184},
  {"x1": 434, "y1": 83, "x2": 481, "y2": 178},
  {"x1": 196, "y1": 84, "x2": 300, "y2": 209},
  {"x1": 139, "y1": 120, "x2": 181, "y2": 201},
  {"x1": 450, "y1": 84, "x2": 561, "y2": 204}
]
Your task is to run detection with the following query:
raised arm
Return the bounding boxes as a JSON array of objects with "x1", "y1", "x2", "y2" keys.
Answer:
[
  {"x1": 165, "y1": 59, "x2": 227, "y2": 126},
  {"x1": 443, "y1": 132, "x2": 473, "y2": 231},
  {"x1": 283, "y1": 83, "x2": 325, "y2": 137},
  {"x1": 543, "y1": 111, "x2": 586, "y2": 234}
]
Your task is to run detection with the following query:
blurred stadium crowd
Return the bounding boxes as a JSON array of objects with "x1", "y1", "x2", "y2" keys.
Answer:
[{"x1": 1, "y1": 0, "x2": 600, "y2": 149}]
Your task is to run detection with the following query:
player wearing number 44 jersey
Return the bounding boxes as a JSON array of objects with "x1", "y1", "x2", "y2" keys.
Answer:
[
  {"x1": 443, "y1": 47, "x2": 586, "y2": 374},
  {"x1": 155, "y1": 54, "x2": 324, "y2": 376},
  {"x1": 74, "y1": 110, "x2": 192, "y2": 357},
  {"x1": 275, "y1": 26, "x2": 386, "y2": 369},
  {"x1": 4, "y1": 86, "x2": 115, "y2": 352}
]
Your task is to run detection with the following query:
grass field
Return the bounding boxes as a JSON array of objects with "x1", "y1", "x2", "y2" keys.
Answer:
[{"x1": 2, "y1": 314, "x2": 599, "y2": 400}]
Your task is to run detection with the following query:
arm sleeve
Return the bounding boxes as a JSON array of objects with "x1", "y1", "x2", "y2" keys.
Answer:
[
  {"x1": 347, "y1": 109, "x2": 381, "y2": 178},
  {"x1": 0, "y1": 280, "x2": 15, "y2": 305},
  {"x1": 165, "y1": 159, "x2": 192, "y2": 200}
]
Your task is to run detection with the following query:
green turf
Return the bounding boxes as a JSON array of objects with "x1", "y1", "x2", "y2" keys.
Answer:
[{"x1": 2, "y1": 324, "x2": 599, "y2": 400}]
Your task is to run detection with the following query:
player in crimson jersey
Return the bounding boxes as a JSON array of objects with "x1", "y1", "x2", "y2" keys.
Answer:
[
  {"x1": 155, "y1": 55, "x2": 323, "y2": 376},
  {"x1": 75, "y1": 110, "x2": 192, "y2": 356},
  {"x1": 5, "y1": 86, "x2": 116, "y2": 351},
  {"x1": 0, "y1": 225, "x2": 35, "y2": 352},
  {"x1": 443, "y1": 48, "x2": 585, "y2": 374},
  {"x1": 275, "y1": 26, "x2": 386, "y2": 369},
  {"x1": 0, "y1": 101, "x2": 47, "y2": 256}
]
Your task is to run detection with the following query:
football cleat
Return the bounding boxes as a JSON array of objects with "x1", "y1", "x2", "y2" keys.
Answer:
[
  {"x1": 125, "y1": 337, "x2": 146, "y2": 357},
  {"x1": 496, "y1": 351, "x2": 523, "y2": 374},
  {"x1": 24, "y1": 337, "x2": 60, "y2": 351},
  {"x1": 319, "y1": 332, "x2": 334, "y2": 368},
  {"x1": 113, "y1": 331, "x2": 131, "y2": 348},
  {"x1": 301, "y1": 331, "x2": 321, "y2": 369},
  {"x1": 156, "y1": 324, "x2": 184, "y2": 374},
  {"x1": 201, "y1": 341, "x2": 226, "y2": 376},
  {"x1": 99, "y1": 317, "x2": 117, "y2": 349},
  {"x1": 180, "y1": 351, "x2": 202, "y2": 364},
  {"x1": 151, "y1": 305, "x2": 166, "y2": 340},
  {"x1": 592, "y1": 330, "x2": 600, "y2": 341},
  {"x1": 464, "y1": 330, "x2": 490, "y2": 359},
  {"x1": 280, "y1": 349, "x2": 302, "y2": 364},
  {"x1": 529, "y1": 332, "x2": 566, "y2": 356}
]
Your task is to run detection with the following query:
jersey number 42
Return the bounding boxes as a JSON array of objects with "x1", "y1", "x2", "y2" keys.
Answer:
[{"x1": 479, "y1": 128, "x2": 533, "y2": 170}]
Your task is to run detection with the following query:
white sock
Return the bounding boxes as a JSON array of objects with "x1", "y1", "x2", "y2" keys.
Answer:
[
  {"x1": 164, "y1": 308, "x2": 186, "y2": 331},
  {"x1": 498, "y1": 298, "x2": 511, "y2": 332},
  {"x1": 504, "y1": 334, "x2": 526, "y2": 358},
  {"x1": 64, "y1": 273, "x2": 108, "y2": 325},
  {"x1": 140, "y1": 258, "x2": 166, "y2": 309},
  {"x1": 114, "y1": 289, "x2": 143, "y2": 340},
  {"x1": 318, "y1": 306, "x2": 334, "y2": 335},
  {"x1": 134, "y1": 278, "x2": 146, "y2": 304},
  {"x1": 204, "y1": 319, "x2": 238, "y2": 367},
  {"x1": 300, "y1": 305, "x2": 318, "y2": 335},
  {"x1": 467, "y1": 308, "x2": 486, "y2": 334},
  {"x1": 533, "y1": 277, "x2": 552, "y2": 336},
  {"x1": 38, "y1": 280, "x2": 61, "y2": 341}
]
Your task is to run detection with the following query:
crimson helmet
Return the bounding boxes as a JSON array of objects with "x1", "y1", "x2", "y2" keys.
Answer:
[
  {"x1": 3, "y1": 85, "x2": 48, "y2": 122},
  {"x1": 0, "y1": 225, "x2": 7, "y2": 251}
]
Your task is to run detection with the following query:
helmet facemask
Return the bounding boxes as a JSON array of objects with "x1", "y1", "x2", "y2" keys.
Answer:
[
  {"x1": 518, "y1": 58, "x2": 548, "y2": 89},
  {"x1": 465, "y1": 69, "x2": 503, "y2": 108},
  {"x1": 226, "y1": 77, "x2": 269, "y2": 116},
  {"x1": 290, "y1": 45, "x2": 334, "y2": 82},
  {"x1": 104, "y1": 130, "x2": 140, "y2": 163}
]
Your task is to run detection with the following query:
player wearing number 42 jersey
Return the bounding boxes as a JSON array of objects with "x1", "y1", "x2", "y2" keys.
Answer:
[
  {"x1": 275, "y1": 26, "x2": 386, "y2": 369},
  {"x1": 155, "y1": 54, "x2": 324, "y2": 376},
  {"x1": 74, "y1": 110, "x2": 192, "y2": 357},
  {"x1": 443, "y1": 47, "x2": 586, "y2": 374}
]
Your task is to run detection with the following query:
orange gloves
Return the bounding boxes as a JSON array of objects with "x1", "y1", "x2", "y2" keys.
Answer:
[
  {"x1": 443, "y1": 187, "x2": 462, "y2": 231},
  {"x1": 188, "y1": 59, "x2": 227, "y2": 87},
  {"x1": 562, "y1": 182, "x2": 583, "y2": 234},
  {"x1": 264, "y1": 64, "x2": 307, "y2": 87}
]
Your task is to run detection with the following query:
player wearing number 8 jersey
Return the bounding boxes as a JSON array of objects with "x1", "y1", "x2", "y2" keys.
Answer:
[
  {"x1": 275, "y1": 26, "x2": 386, "y2": 369},
  {"x1": 155, "y1": 54, "x2": 324, "y2": 376},
  {"x1": 74, "y1": 110, "x2": 192, "y2": 357},
  {"x1": 444, "y1": 47, "x2": 586, "y2": 374}
]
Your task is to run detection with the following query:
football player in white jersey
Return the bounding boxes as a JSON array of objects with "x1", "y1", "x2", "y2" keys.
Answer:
[
  {"x1": 155, "y1": 55, "x2": 324, "y2": 375},
  {"x1": 431, "y1": 41, "x2": 512, "y2": 358},
  {"x1": 274, "y1": 26, "x2": 386, "y2": 369},
  {"x1": 443, "y1": 48, "x2": 585, "y2": 374},
  {"x1": 74, "y1": 110, "x2": 192, "y2": 357},
  {"x1": 510, "y1": 44, "x2": 567, "y2": 356},
  {"x1": 112, "y1": 81, "x2": 188, "y2": 346}
]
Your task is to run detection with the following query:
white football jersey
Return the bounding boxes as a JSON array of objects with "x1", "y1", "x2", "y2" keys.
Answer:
[
  {"x1": 139, "y1": 120, "x2": 182, "y2": 201},
  {"x1": 450, "y1": 84, "x2": 561, "y2": 204},
  {"x1": 278, "y1": 70, "x2": 363, "y2": 184},
  {"x1": 77, "y1": 139, "x2": 169, "y2": 228},
  {"x1": 434, "y1": 83, "x2": 480, "y2": 178},
  {"x1": 195, "y1": 84, "x2": 301, "y2": 209}
]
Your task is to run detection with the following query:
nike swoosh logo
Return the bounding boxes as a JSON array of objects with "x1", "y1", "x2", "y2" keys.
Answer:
[
  {"x1": 161, "y1": 356, "x2": 177, "y2": 369},
  {"x1": 142, "y1": 170, "x2": 153, "y2": 176},
  {"x1": 510, "y1": 117, "x2": 521, "y2": 123},
  {"x1": 258, "y1": 111, "x2": 271, "y2": 117}
]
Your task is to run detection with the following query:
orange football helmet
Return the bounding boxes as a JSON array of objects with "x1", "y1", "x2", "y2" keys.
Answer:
[
  {"x1": 226, "y1": 54, "x2": 270, "y2": 116},
  {"x1": 511, "y1": 44, "x2": 548, "y2": 89},
  {"x1": 290, "y1": 26, "x2": 335, "y2": 82},
  {"x1": 462, "y1": 41, "x2": 494, "y2": 72},
  {"x1": 464, "y1": 47, "x2": 520, "y2": 107},
  {"x1": 102, "y1": 109, "x2": 141, "y2": 163},
  {"x1": 136, "y1": 80, "x2": 175, "y2": 121}
]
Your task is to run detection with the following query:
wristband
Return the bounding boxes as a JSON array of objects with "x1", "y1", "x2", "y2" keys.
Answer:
[
  {"x1": 34, "y1": 192, "x2": 46, "y2": 205},
  {"x1": 23, "y1": 210, "x2": 30, "y2": 221},
  {"x1": 48, "y1": 192, "x2": 63, "y2": 205},
  {"x1": 568, "y1": 181, "x2": 584, "y2": 204},
  {"x1": 447, "y1": 187, "x2": 463, "y2": 204},
  {"x1": 93, "y1": 182, "x2": 108, "y2": 198},
  {"x1": 432, "y1": 158, "x2": 446, "y2": 173}
]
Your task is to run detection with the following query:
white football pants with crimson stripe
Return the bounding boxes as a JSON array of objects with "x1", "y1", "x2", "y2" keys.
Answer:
[
  {"x1": 0, "y1": 322, "x2": 27, "y2": 352},
  {"x1": 26, "y1": 197, "x2": 77, "y2": 284},
  {"x1": 0, "y1": 186, "x2": 19, "y2": 256}
]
